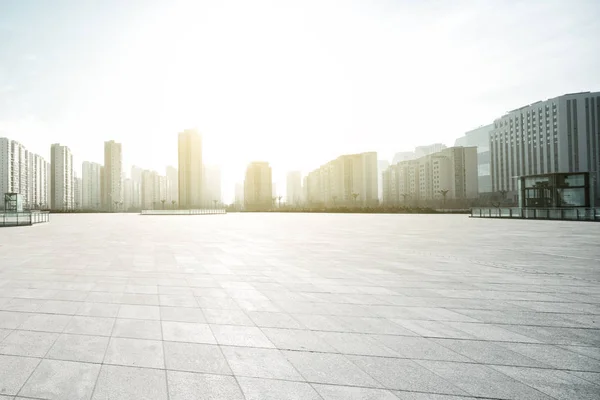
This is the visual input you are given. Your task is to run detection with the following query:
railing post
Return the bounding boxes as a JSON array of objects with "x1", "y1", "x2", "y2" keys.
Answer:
[{"x1": 576, "y1": 208, "x2": 579, "y2": 220}]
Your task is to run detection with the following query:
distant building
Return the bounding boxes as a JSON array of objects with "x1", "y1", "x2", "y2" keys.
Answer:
[
  {"x1": 203, "y1": 165, "x2": 222, "y2": 206},
  {"x1": 392, "y1": 151, "x2": 415, "y2": 164},
  {"x1": 73, "y1": 175, "x2": 82, "y2": 209},
  {"x1": 244, "y1": 162, "x2": 273, "y2": 211},
  {"x1": 377, "y1": 160, "x2": 389, "y2": 202},
  {"x1": 103, "y1": 140, "x2": 122, "y2": 211},
  {"x1": 178, "y1": 129, "x2": 203, "y2": 208},
  {"x1": 455, "y1": 124, "x2": 493, "y2": 193},
  {"x1": 234, "y1": 182, "x2": 244, "y2": 209},
  {"x1": 50, "y1": 143, "x2": 73, "y2": 210},
  {"x1": 130, "y1": 165, "x2": 143, "y2": 209},
  {"x1": 0, "y1": 138, "x2": 29, "y2": 204},
  {"x1": 490, "y1": 92, "x2": 600, "y2": 205},
  {"x1": 166, "y1": 166, "x2": 178, "y2": 205},
  {"x1": 141, "y1": 170, "x2": 160, "y2": 210},
  {"x1": 286, "y1": 171, "x2": 302, "y2": 206},
  {"x1": 305, "y1": 152, "x2": 378, "y2": 207},
  {"x1": 82, "y1": 161, "x2": 102, "y2": 209},
  {"x1": 415, "y1": 143, "x2": 447, "y2": 158},
  {"x1": 382, "y1": 146, "x2": 478, "y2": 205},
  {"x1": 29, "y1": 153, "x2": 49, "y2": 208}
]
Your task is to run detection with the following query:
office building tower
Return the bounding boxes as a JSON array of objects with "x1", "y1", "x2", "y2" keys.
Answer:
[
  {"x1": 178, "y1": 129, "x2": 203, "y2": 208},
  {"x1": 103, "y1": 140, "x2": 122, "y2": 211},
  {"x1": 286, "y1": 171, "x2": 302, "y2": 206},
  {"x1": 123, "y1": 178, "x2": 133, "y2": 210},
  {"x1": 491, "y1": 92, "x2": 600, "y2": 203},
  {"x1": 82, "y1": 161, "x2": 102, "y2": 209},
  {"x1": 203, "y1": 165, "x2": 222, "y2": 206},
  {"x1": 166, "y1": 166, "x2": 178, "y2": 205},
  {"x1": 382, "y1": 146, "x2": 478, "y2": 205},
  {"x1": 455, "y1": 124, "x2": 494, "y2": 193},
  {"x1": 50, "y1": 143, "x2": 73, "y2": 210},
  {"x1": 244, "y1": 162, "x2": 273, "y2": 211},
  {"x1": 305, "y1": 152, "x2": 378, "y2": 207}
]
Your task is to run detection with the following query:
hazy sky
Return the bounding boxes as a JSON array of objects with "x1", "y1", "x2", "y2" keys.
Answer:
[{"x1": 1, "y1": 0, "x2": 599, "y2": 201}]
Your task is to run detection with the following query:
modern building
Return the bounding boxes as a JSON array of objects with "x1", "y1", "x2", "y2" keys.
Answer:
[
  {"x1": 203, "y1": 165, "x2": 222, "y2": 207},
  {"x1": 0, "y1": 138, "x2": 29, "y2": 204},
  {"x1": 490, "y1": 91, "x2": 600, "y2": 204},
  {"x1": 123, "y1": 178, "x2": 134, "y2": 210},
  {"x1": 415, "y1": 143, "x2": 447, "y2": 158},
  {"x1": 377, "y1": 160, "x2": 389, "y2": 202},
  {"x1": 130, "y1": 165, "x2": 143, "y2": 209},
  {"x1": 103, "y1": 140, "x2": 122, "y2": 211},
  {"x1": 166, "y1": 166, "x2": 178, "y2": 205},
  {"x1": 50, "y1": 143, "x2": 73, "y2": 210},
  {"x1": 178, "y1": 129, "x2": 203, "y2": 208},
  {"x1": 392, "y1": 151, "x2": 415, "y2": 164},
  {"x1": 519, "y1": 172, "x2": 591, "y2": 208},
  {"x1": 382, "y1": 146, "x2": 478, "y2": 205},
  {"x1": 234, "y1": 182, "x2": 244, "y2": 210},
  {"x1": 455, "y1": 124, "x2": 493, "y2": 193},
  {"x1": 244, "y1": 162, "x2": 273, "y2": 211},
  {"x1": 82, "y1": 161, "x2": 102, "y2": 209},
  {"x1": 73, "y1": 175, "x2": 82, "y2": 209},
  {"x1": 305, "y1": 152, "x2": 378, "y2": 207},
  {"x1": 286, "y1": 171, "x2": 302, "y2": 206},
  {"x1": 29, "y1": 153, "x2": 49, "y2": 209},
  {"x1": 141, "y1": 170, "x2": 160, "y2": 210}
]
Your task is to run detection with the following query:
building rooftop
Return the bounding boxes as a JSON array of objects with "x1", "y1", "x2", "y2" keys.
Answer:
[{"x1": 0, "y1": 214, "x2": 598, "y2": 399}]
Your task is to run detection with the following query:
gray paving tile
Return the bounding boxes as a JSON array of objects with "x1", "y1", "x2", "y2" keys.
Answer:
[
  {"x1": 314, "y1": 384, "x2": 399, "y2": 399},
  {"x1": 390, "y1": 320, "x2": 474, "y2": 339},
  {"x1": 19, "y1": 313, "x2": 72, "y2": 332},
  {"x1": 64, "y1": 316, "x2": 115, "y2": 336},
  {"x1": 375, "y1": 336, "x2": 469, "y2": 362},
  {"x1": 203, "y1": 308, "x2": 254, "y2": 326},
  {"x1": 164, "y1": 342, "x2": 231, "y2": 374},
  {"x1": 416, "y1": 360, "x2": 554, "y2": 399},
  {"x1": 162, "y1": 321, "x2": 216, "y2": 344},
  {"x1": 18, "y1": 359, "x2": 100, "y2": 400},
  {"x1": 337, "y1": 316, "x2": 415, "y2": 335},
  {"x1": 393, "y1": 392, "x2": 479, "y2": 400},
  {"x1": 211, "y1": 324, "x2": 274, "y2": 348},
  {"x1": 0, "y1": 329, "x2": 11, "y2": 341},
  {"x1": 349, "y1": 355, "x2": 467, "y2": 395},
  {"x1": 46, "y1": 334, "x2": 109, "y2": 363},
  {"x1": 0, "y1": 355, "x2": 40, "y2": 395},
  {"x1": 238, "y1": 377, "x2": 321, "y2": 400},
  {"x1": 567, "y1": 371, "x2": 600, "y2": 386},
  {"x1": 92, "y1": 365, "x2": 168, "y2": 400},
  {"x1": 117, "y1": 304, "x2": 160, "y2": 320},
  {"x1": 0, "y1": 330, "x2": 58, "y2": 357},
  {"x1": 283, "y1": 351, "x2": 381, "y2": 387},
  {"x1": 121, "y1": 293, "x2": 160, "y2": 305},
  {"x1": 492, "y1": 365, "x2": 600, "y2": 400},
  {"x1": 560, "y1": 345, "x2": 600, "y2": 361},
  {"x1": 502, "y1": 342, "x2": 600, "y2": 372},
  {"x1": 104, "y1": 337, "x2": 165, "y2": 368},
  {"x1": 0, "y1": 311, "x2": 30, "y2": 329},
  {"x1": 222, "y1": 346, "x2": 303, "y2": 380},
  {"x1": 160, "y1": 306, "x2": 205, "y2": 323},
  {"x1": 76, "y1": 302, "x2": 120, "y2": 318},
  {"x1": 112, "y1": 318, "x2": 162, "y2": 340},
  {"x1": 1, "y1": 298, "x2": 45, "y2": 312},
  {"x1": 262, "y1": 327, "x2": 336, "y2": 352},
  {"x1": 37, "y1": 300, "x2": 82, "y2": 315},
  {"x1": 316, "y1": 331, "x2": 400, "y2": 357},
  {"x1": 247, "y1": 311, "x2": 303, "y2": 329},
  {"x1": 167, "y1": 370, "x2": 244, "y2": 400},
  {"x1": 434, "y1": 338, "x2": 547, "y2": 367}
]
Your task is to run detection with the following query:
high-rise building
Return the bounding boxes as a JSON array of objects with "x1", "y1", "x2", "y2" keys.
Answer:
[
  {"x1": 286, "y1": 171, "x2": 302, "y2": 206},
  {"x1": 455, "y1": 124, "x2": 493, "y2": 193},
  {"x1": 382, "y1": 146, "x2": 478, "y2": 205},
  {"x1": 0, "y1": 138, "x2": 29, "y2": 204},
  {"x1": 178, "y1": 129, "x2": 203, "y2": 208},
  {"x1": 50, "y1": 143, "x2": 73, "y2": 210},
  {"x1": 73, "y1": 175, "x2": 82, "y2": 209},
  {"x1": 234, "y1": 182, "x2": 244, "y2": 210},
  {"x1": 130, "y1": 165, "x2": 143, "y2": 209},
  {"x1": 166, "y1": 166, "x2": 178, "y2": 205},
  {"x1": 103, "y1": 140, "x2": 122, "y2": 211},
  {"x1": 490, "y1": 92, "x2": 600, "y2": 203},
  {"x1": 28, "y1": 153, "x2": 49, "y2": 209},
  {"x1": 203, "y1": 165, "x2": 222, "y2": 206},
  {"x1": 305, "y1": 152, "x2": 378, "y2": 207},
  {"x1": 392, "y1": 151, "x2": 415, "y2": 164},
  {"x1": 123, "y1": 178, "x2": 133, "y2": 211},
  {"x1": 244, "y1": 162, "x2": 273, "y2": 211},
  {"x1": 377, "y1": 160, "x2": 389, "y2": 202},
  {"x1": 141, "y1": 170, "x2": 159, "y2": 210},
  {"x1": 415, "y1": 143, "x2": 447, "y2": 158},
  {"x1": 82, "y1": 161, "x2": 102, "y2": 209}
]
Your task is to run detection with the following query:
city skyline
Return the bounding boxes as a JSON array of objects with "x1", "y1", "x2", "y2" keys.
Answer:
[{"x1": 1, "y1": 0, "x2": 599, "y2": 202}]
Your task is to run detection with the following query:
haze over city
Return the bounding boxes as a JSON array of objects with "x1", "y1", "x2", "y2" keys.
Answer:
[{"x1": 1, "y1": 0, "x2": 599, "y2": 201}]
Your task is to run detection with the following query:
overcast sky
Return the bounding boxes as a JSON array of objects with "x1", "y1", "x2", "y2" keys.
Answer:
[{"x1": 1, "y1": 0, "x2": 599, "y2": 201}]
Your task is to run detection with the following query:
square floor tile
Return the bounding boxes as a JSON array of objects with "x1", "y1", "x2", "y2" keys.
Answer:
[
  {"x1": 113, "y1": 318, "x2": 162, "y2": 340},
  {"x1": 167, "y1": 370, "x2": 244, "y2": 400},
  {"x1": 238, "y1": 376, "x2": 321, "y2": 400},
  {"x1": 0, "y1": 311, "x2": 32, "y2": 329},
  {"x1": 0, "y1": 330, "x2": 58, "y2": 357},
  {"x1": 164, "y1": 342, "x2": 231, "y2": 374},
  {"x1": 162, "y1": 321, "x2": 216, "y2": 344},
  {"x1": 314, "y1": 384, "x2": 400, "y2": 400},
  {"x1": 211, "y1": 325, "x2": 274, "y2": 348},
  {"x1": 92, "y1": 365, "x2": 167, "y2": 400},
  {"x1": 262, "y1": 327, "x2": 335, "y2": 352},
  {"x1": 18, "y1": 359, "x2": 100, "y2": 400},
  {"x1": 118, "y1": 305, "x2": 160, "y2": 320},
  {"x1": 46, "y1": 334, "x2": 109, "y2": 363},
  {"x1": 222, "y1": 346, "x2": 303, "y2": 380},
  {"x1": 104, "y1": 337, "x2": 165, "y2": 368},
  {"x1": 160, "y1": 307, "x2": 205, "y2": 323},
  {"x1": 64, "y1": 316, "x2": 115, "y2": 336},
  {"x1": 203, "y1": 308, "x2": 254, "y2": 325},
  {"x1": 19, "y1": 314, "x2": 72, "y2": 332},
  {"x1": 0, "y1": 354, "x2": 40, "y2": 395},
  {"x1": 76, "y1": 302, "x2": 120, "y2": 318}
]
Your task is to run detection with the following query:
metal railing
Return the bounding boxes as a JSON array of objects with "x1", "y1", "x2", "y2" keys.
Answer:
[
  {"x1": 0, "y1": 211, "x2": 50, "y2": 227},
  {"x1": 470, "y1": 207, "x2": 600, "y2": 221},
  {"x1": 141, "y1": 209, "x2": 226, "y2": 215}
]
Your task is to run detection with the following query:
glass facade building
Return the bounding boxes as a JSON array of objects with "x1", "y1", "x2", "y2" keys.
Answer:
[{"x1": 519, "y1": 172, "x2": 590, "y2": 208}]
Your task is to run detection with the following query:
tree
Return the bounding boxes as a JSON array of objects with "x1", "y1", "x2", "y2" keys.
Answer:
[
  {"x1": 171, "y1": 200, "x2": 177, "y2": 209},
  {"x1": 161, "y1": 199, "x2": 166, "y2": 209},
  {"x1": 277, "y1": 196, "x2": 282, "y2": 208},
  {"x1": 401, "y1": 193, "x2": 410, "y2": 206},
  {"x1": 272, "y1": 197, "x2": 276, "y2": 208},
  {"x1": 113, "y1": 200, "x2": 119, "y2": 212},
  {"x1": 438, "y1": 189, "x2": 449, "y2": 209},
  {"x1": 332, "y1": 195, "x2": 337, "y2": 206},
  {"x1": 352, "y1": 193, "x2": 359, "y2": 206},
  {"x1": 213, "y1": 199, "x2": 218, "y2": 209}
]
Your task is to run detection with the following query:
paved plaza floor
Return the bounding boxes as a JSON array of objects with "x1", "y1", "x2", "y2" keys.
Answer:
[{"x1": 0, "y1": 213, "x2": 599, "y2": 400}]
